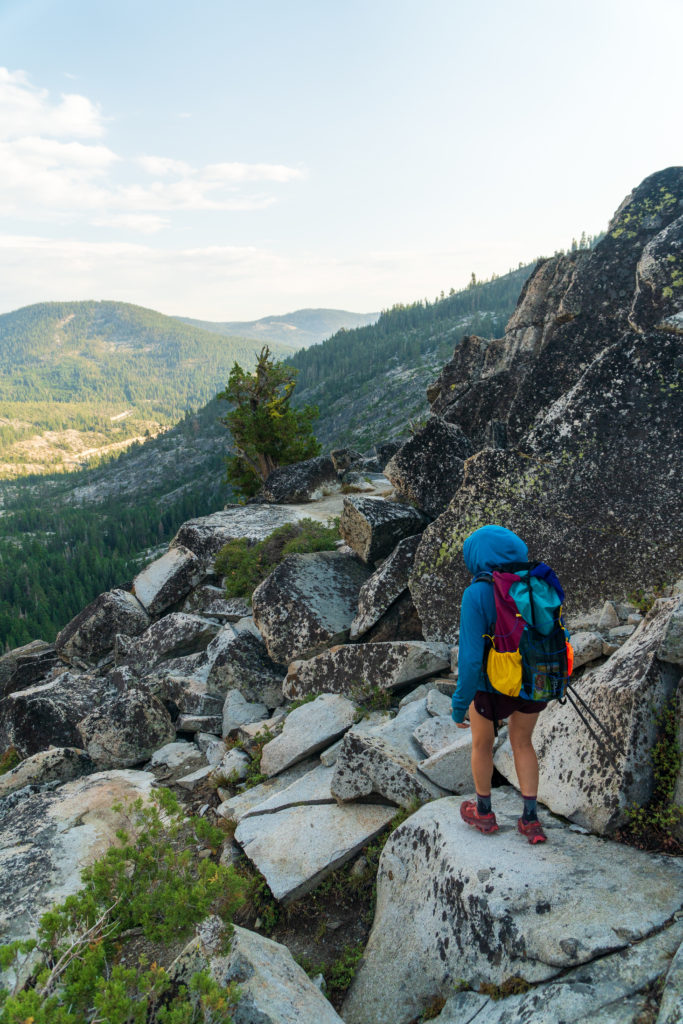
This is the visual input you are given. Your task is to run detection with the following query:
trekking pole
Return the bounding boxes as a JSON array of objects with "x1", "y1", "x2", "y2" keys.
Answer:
[
  {"x1": 563, "y1": 689, "x2": 622, "y2": 773},
  {"x1": 566, "y1": 683, "x2": 624, "y2": 753}
]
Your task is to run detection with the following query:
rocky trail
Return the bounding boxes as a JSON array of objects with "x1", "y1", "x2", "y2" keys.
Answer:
[{"x1": 0, "y1": 169, "x2": 682, "y2": 1024}]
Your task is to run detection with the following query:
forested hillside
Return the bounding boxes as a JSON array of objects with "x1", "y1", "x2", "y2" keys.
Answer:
[
  {"x1": 0, "y1": 399, "x2": 228, "y2": 649},
  {"x1": 289, "y1": 265, "x2": 534, "y2": 447},
  {"x1": 0, "y1": 264, "x2": 534, "y2": 648},
  {"x1": 0, "y1": 300, "x2": 289, "y2": 477}
]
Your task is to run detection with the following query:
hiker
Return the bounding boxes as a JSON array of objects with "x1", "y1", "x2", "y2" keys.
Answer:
[{"x1": 451, "y1": 524, "x2": 548, "y2": 844}]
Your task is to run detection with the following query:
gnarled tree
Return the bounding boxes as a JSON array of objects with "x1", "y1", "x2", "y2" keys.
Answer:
[{"x1": 217, "y1": 346, "x2": 320, "y2": 498}]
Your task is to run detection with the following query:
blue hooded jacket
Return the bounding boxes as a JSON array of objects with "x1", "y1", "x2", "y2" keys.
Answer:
[{"x1": 451, "y1": 525, "x2": 528, "y2": 723}]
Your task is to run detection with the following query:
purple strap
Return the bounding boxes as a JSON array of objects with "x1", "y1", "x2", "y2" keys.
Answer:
[{"x1": 492, "y1": 572, "x2": 525, "y2": 652}]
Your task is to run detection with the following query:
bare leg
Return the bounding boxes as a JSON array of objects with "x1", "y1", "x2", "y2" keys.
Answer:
[
  {"x1": 469, "y1": 701, "x2": 496, "y2": 795},
  {"x1": 508, "y1": 710, "x2": 541, "y2": 796}
]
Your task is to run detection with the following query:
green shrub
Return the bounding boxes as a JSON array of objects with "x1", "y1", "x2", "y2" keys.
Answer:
[
  {"x1": 623, "y1": 698, "x2": 682, "y2": 852},
  {"x1": 215, "y1": 519, "x2": 339, "y2": 600},
  {"x1": 0, "y1": 748, "x2": 20, "y2": 775},
  {"x1": 420, "y1": 994, "x2": 447, "y2": 1019},
  {"x1": 0, "y1": 788, "x2": 247, "y2": 1024},
  {"x1": 233, "y1": 861, "x2": 281, "y2": 935},
  {"x1": 351, "y1": 681, "x2": 392, "y2": 713},
  {"x1": 478, "y1": 976, "x2": 531, "y2": 999},
  {"x1": 324, "y1": 943, "x2": 364, "y2": 1001}
]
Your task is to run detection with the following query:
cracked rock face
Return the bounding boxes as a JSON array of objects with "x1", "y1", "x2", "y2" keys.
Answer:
[
  {"x1": 494, "y1": 597, "x2": 682, "y2": 834},
  {"x1": 339, "y1": 495, "x2": 429, "y2": 565},
  {"x1": 56, "y1": 589, "x2": 150, "y2": 665},
  {"x1": 341, "y1": 788, "x2": 683, "y2": 1024},
  {"x1": 234, "y1": 768, "x2": 396, "y2": 904},
  {"x1": 384, "y1": 417, "x2": 473, "y2": 518},
  {"x1": 252, "y1": 551, "x2": 371, "y2": 664},
  {"x1": 430, "y1": 920, "x2": 683, "y2": 1024}
]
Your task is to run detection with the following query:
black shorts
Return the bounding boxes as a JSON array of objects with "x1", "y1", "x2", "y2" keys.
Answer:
[{"x1": 473, "y1": 690, "x2": 547, "y2": 722}]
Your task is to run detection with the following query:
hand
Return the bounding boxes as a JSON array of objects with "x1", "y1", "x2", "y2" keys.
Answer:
[{"x1": 455, "y1": 721, "x2": 470, "y2": 729}]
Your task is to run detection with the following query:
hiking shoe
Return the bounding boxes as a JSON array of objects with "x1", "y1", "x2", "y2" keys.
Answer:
[
  {"x1": 517, "y1": 817, "x2": 547, "y2": 844},
  {"x1": 460, "y1": 800, "x2": 499, "y2": 834}
]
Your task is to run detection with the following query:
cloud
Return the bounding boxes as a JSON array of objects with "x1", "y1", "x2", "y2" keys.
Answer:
[
  {"x1": 91, "y1": 213, "x2": 171, "y2": 234},
  {"x1": 0, "y1": 67, "x2": 104, "y2": 140},
  {"x1": 0, "y1": 67, "x2": 305, "y2": 229},
  {"x1": 138, "y1": 155, "x2": 192, "y2": 177},
  {"x1": 203, "y1": 162, "x2": 306, "y2": 183}
]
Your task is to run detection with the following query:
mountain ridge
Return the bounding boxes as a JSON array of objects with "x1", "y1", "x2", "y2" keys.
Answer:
[{"x1": 177, "y1": 307, "x2": 379, "y2": 350}]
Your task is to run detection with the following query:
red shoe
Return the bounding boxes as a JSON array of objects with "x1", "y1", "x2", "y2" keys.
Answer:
[
  {"x1": 517, "y1": 817, "x2": 547, "y2": 844},
  {"x1": 460, "y1": 800, "x2": 499, "y2": 834}
]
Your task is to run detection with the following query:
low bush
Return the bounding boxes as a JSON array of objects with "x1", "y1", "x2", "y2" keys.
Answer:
[
  {"x1": 479, "y1": 975, "x2": 531, "y2": 999},
  {"x1": 215, "y1": 519, "x2": 339, "y2": 600},
  {"x1": 0, "y1": 788, "x2": 248, "y2": 1024},
  {"x1": 621, "y1": 697, "x2": 682, "y2": 852},
  {"x1": 0, "y1": 748, "x2": 20, "y2": 775}
]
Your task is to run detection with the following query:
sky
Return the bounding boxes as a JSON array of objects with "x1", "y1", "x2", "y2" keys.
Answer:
[{"x1": 1, "y1": 0, "x2": 682, "y2": 321}]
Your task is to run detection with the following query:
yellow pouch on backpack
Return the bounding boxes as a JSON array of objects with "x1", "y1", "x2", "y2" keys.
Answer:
[{"x1": 486, "y1": 648, "x2": 523, "y2": 697}]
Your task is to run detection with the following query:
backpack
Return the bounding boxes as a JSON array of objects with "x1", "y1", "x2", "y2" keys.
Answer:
[{"x1": 475, "y1": 561, "x2": 573, "y2": 703}]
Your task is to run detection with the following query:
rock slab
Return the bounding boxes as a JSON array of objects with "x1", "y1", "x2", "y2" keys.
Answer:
[
  {"x1": 261, "y1": 455, "x2": 339, "y2": 503},
  {"x1": 133, "y1": 545, "x2": 200, "y2": 617},
  {"x1": 252, "y1": 551, "x2": 370, "y2": 664},
  {"x1": 260, "y1": 694, "x2": 357, "y2": 776},
  {"x1": 342, "y1": 789, "x2": 683, "y2": 1024},
  {"x1": 350, "y1": 534, "x2": 422, "y2": 640},
  {"x1": 78, "y1": 688, "x2": 175, "y2": 768},
  {"x1": 339, "y1": 495, "x2": 429, "y2": 564},
  {"x1": 0, "y1": 671, "x2": 109, "y2": 757},
  {"x1": 206, "y1": 628, "x2": 285, "y2": 708},
  {"x1": 235, "y1": 800, "x2": 396, "y2": 904},
  {"x1": 171, "y1": 505, "x2": 305, "y2": 564},
  {"x1": 170, "y1": 917, "x2": 345, "y2": 1023},
  {"x1": 384, "y1": 417, "x2": 473, "y2": 518},
  {"x1": 284, "y1": 641, "x2": 450, "y2": 699},
  {"x1": 331, "y1": 731, "x2": 441, "y2": 808},
  {"x1": 55, "y1": 590, "x2": 149, "y2": 664},
  {"x1": 0, "y1": 747, "x2": 94, "y2": 798},
  {"x1": 0, "y1": 641, "x2": 59, "y2": 698}
]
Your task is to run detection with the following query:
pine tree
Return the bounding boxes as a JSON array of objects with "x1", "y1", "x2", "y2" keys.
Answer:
[{"x1": 217, "y1": 346, "x2": 321, "y2": 499}]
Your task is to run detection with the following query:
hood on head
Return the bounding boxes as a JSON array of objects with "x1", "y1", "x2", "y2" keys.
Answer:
[{"x1": 463, "y1": 525, "x2": 528, "y2": 577}]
